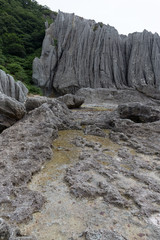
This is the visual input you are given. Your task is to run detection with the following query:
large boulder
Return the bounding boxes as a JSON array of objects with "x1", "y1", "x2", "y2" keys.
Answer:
[
  {"x1": 33, "y1": 11, "x2": 160, "y2": 95},
  {"x1": 25, "y1": 96, "x2": 53, "y2": 112},
  {"x1": 25, "y1": 95, "x2": 84, "y2": 112},
  {"x1": 118, "y1": 102, "x2": 160, "y2": 123},
  {"x1": 75, "y1": 88, "x2": 158, "y2": 105},
  {"x1": 0, "y1": 69, "x2": 28, "y2": 102},
  {"x1": 0, "y1": 93, "x2": 26, "y2": 132},
  {"x1": 57, "y1": 94, "x2": 85, "y2": 108}
]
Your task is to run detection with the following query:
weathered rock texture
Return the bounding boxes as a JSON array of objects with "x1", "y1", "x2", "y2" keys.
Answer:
[
  {"x1": 67, "y1": 104, "x2": 160, "y2": 239},
  {"x1": 58, "y1": 94, "x2": 85, "y2": 108},
  {"x1": 33, "y1": 11, "x2": 160, "y2": 95},
  {"x1": 0, "y1": 70, "x2": 28, "y2": 102},
  {"x1": 84, "y1": 229, "x2": 126, "y2": 240},
  {"x1": 76, "y1": 88, "x2": 160, "y2": 104},
  {"x1": 4, "y1": 99, "x2": 159, "y2": 239},
  {"x1": 0, "y1": 99, "x2": 79, "y2": 238},
  {"x1": 117, "y1": 102, "x2": 160, "y2": 123},
  {"x1": 72, "y1": 102, "x2": 160, "y2": 155},
  {"x1": 0, "y1": 218, "x2": 10, "y2": 240},
  {"x1": 0, "y1": 93, "x2": 26, "y2": 132},
  {"x1": 25, "y1": 96, "x2": 58, "y2": 112}
]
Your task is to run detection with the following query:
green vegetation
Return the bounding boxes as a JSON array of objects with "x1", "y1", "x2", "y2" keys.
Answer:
[
  {"x1": 93, "y1": 22, "x2": 104, "y2": 32},
  {"x1": 0, "y1": 0, "x2": 56, "y2": 94},
  {"x1": 54, "y1": 38, "x2": 58, "y2": 48}
]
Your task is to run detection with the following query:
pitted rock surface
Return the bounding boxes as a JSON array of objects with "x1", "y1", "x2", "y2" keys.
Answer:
[
  {"x1": 5, "y1": 100, "x2": 159, "y2": 240},
  {"x1": 76, "y1": 88, "x2": 159, "y2": 105},
  {"x1": 83, "y1": 229, "x2": 127, "y2": 240},
  {"x1": 0, "y1": 93, "x2": 26, "y2": 133},
  {"x1": 58, "y1": 94, "x2": 85, "y2": 109},
  {"x1": 0, "y1": 218, "x2": 10, "y2": 240},
  {"x1": 0, "y1": 100, "x2": 79, "y2": 238},
  {"x1": 117, "y1": 102, "x2": 160, "y2": 123},
  {"x1": 72, "y1": 102, "x2": 160, "y2": 155},
  {"x1": 83, "y1": 125, "x2": 106, "y2": 137},
  {"x1": 64, "y1": 137, "x2": 160, "y2": 217}
]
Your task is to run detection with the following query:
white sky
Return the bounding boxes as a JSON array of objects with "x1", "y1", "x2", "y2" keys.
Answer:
[{"x1": 37, "y1": 0, "x2": 160, "y2": 35}]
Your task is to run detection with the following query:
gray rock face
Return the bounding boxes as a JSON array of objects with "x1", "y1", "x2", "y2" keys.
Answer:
[
  {"x1": 136, "y1": 84, "x2": 160, "y2": 100},
  {"x1": 83, "y1": 125, "x2": 106, "y2": 137},
  {"x1": 76, "y1": 88, "x2": 159, "y2": 105},
  {"x1": 0, "y1": 70, "x2": 28, "y2": 102},
  {"x1": 25, "y1": 96, "x2": 58, "y2": 112},
  {"x1": 25, "y1": 95, "x2": 84, "y2": 112},
  {"x1": 84, "y1": 229, "x2": 126, "y2": 240},
  {"x1": 0, "y1": 99, "x2": 79, "y2": 238},
  {"x1": 0, "y1": 218, "x2": 10, "y2": 240},
  {"x1": 0, "y1": 93, "x2": 26, "y2": 132},
  {"x1": 33, "y1": 11, "x2": 160, "y2": 95},
  {"x1": 65, "y1": 137, "x2": 127, "y2": 207},
  {"x1": 117, "y1": 102, "x2": 160, "y2": 123},
  {"x1": 58, "y1": 94, "x2": 84, "y2": 108}
]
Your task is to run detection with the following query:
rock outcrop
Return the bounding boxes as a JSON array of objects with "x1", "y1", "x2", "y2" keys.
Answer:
[
  {"x1": 25, "y1": 96, "x2": 57, "y2": 112},
  {"x1": 0, "y1": 93, "x2": 26, "y2": 132},
  {"x1": 0, "y1": 218, "x2": 10, "y2": 240},
  {"x1": 0, "y1": 70, "x2": 28, "y2": 132},
  {"x1": 76, "y1": 88, "x2": 159, "y2": 105},
  {"x1": 84, "y1": 229, "x2": 126, "y2": 240},
  {"x1": 136, "y1": 84, "x2": 160, "y2": 100},
  {"x1": 0, "y1": 99, "x2": 79, "y2": 238},
  {"x1": 0, "y1": 70, "x2": 28, "y2": 102},
  {"x1": 58, "y1": 94, "x2": 84, "y2": 108},
  {"x1": 33, "y1": 11, "x2": 160, "y2": 95},
  {"x1": 117, "y1": 102, "x2": 160, "y2": 123}
]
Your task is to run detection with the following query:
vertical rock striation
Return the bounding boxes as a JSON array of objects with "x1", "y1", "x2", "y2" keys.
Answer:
[
  {"x1": 33, "y1": 11, "x2": 160, "y2": 95},
  {"x1": 0, "y1": 69, "x2": 28, "y2": 103},
  {"x1": 0, "y1": 70, "x2": 28, "y2": 132},
  {"x1": 125, "y1": 31, "x2": 160, "y2": 88}
]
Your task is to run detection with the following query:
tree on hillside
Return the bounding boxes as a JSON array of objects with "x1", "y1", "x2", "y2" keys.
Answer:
[{"x1": 0, "y1": 0, "x2": 56, "y2": 94}]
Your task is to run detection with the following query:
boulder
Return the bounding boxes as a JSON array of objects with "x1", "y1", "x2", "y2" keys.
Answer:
[
  {"x1": 25, "y1": 95, "x2": 84, "y2": 112},
  {"x1": 25, "y1": 96, "x2": 53, "y2": 112},
  {"x1": 76, "y1": 88, "x2": 158, "y2": 105},
  {"x1": 0, "y1": 93, "x2": 26, "y2": 132},
  {"x1": 25, "y1": 96, "x2": 72, "y2": 112},
  {"x1": 58, "y1": 94, "x2": 84, "y2": 108},
  {"x1": 33, "y1": 11, "x2": 160, "y2": 95},
  {"x1": 0, "y1": 69, "x2": 28, "y2": 102},
  {"x1": 118, "y1": 102, "x2": 160, "y2": 123}
]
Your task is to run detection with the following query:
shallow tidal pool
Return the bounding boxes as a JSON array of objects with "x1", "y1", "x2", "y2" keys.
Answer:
[{"x1": 19, "y1": 129, "x2": 159, "y2": 240}]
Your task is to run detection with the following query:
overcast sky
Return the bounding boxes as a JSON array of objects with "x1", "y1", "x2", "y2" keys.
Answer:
[{"x1": 37, "y1": 0, "x2": 160, "y2": 35}]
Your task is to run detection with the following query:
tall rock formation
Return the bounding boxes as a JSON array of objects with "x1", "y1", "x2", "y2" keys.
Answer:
[
  {"x1": 0, "y1": 69, "x2": 28, "y2": 102},
  {"x1": 33, "y1": 11, "x2": 160, "y2": 95},
  {"x1": 0, "y1": 70, "x2": 27, "y2": 132}
]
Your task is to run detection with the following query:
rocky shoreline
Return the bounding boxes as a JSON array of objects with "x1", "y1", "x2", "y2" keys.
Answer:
[
  {"x1": 0, "y1": 87, "x2": 160, "y2": 239},
  {"x1": 0, "y1": 96, "x2": 79, "y2": 239}
]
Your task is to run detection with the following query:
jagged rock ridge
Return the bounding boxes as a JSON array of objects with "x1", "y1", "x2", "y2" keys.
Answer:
[
  {"x1": 0, "y1": 69, "x2": 28, "y2": 102},
  {"x1": 33, "y1": 11, "x2": 160, "y2": 95},
  {"x1": 0, "y1": 70, "x2": 28, "y2": 132}
]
